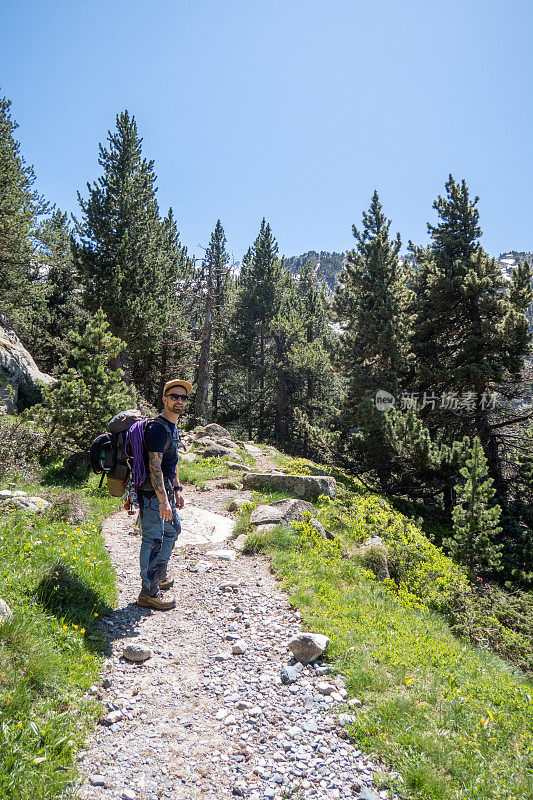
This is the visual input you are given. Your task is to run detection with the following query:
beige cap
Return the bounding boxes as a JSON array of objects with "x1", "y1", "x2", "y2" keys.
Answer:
[{"x1": 163, "y1": 379, "x2": 193, "y2": 396}]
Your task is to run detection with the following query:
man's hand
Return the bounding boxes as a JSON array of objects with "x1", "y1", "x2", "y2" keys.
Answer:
[
  {"x1": 174, "y1": 489, "x2": 185, "y2": 510},
  {"x1": 159, "y1": 498, "x2": 173, "y2": 521}
]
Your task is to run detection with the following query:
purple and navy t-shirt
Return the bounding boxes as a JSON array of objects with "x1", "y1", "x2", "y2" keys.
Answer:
[{"x1": 143, "y1": 416, "x2": 179, "y2": 484}]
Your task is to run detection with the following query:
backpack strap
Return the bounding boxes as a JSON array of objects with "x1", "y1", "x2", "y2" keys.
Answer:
[{"x1": 149, "y1": 415, "x2": 179, "y2": 454}]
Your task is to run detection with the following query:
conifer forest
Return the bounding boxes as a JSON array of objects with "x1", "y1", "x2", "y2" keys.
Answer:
[{"x1": 1, "y1": 98, "x2": 532, "y2": 591}]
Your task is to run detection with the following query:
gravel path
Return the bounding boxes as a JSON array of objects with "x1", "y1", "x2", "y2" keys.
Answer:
[{"x1": 74, "y1": 477, "x2": 395, "y2": 800}]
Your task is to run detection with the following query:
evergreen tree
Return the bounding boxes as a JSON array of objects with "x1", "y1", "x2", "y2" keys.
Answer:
[
  {"x1": 194, "y1": 220, "x2": 230, "y2": 421},
  {"x1": 296, "y1": 259, "x2": 329, "y2": 416},
  {"x1": 0, "y1": 95, "x2": 47, "y2": 336},
  {"x1": 229, "y1": 220, "x2": 283, "y2": 438},
  {"x1": 410, "y1": 176, "x2": 529, "y2": 405},
  {"x1": 31, "y1": 210, "x2": 85, "y2": 372},
  {"x1": 33, "y1": 309, "x2": 135, "y2": 451},
  {"x1": 449, "y1": 437, "x2": 503, "y2": 577},
  {"x1": 409, "y1": 175, "x2": 532, "y2": 524},
  {"x1": 74, "y1": 111, "x2": 189, "y2": 395},
  {"x1": 333, "y1": 191, "x2": 412, "y2": 482}
]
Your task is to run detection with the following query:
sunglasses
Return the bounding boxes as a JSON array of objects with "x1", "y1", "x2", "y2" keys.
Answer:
[{"x1": 167, "y1": 393, "x2": 188, "y2": 402}]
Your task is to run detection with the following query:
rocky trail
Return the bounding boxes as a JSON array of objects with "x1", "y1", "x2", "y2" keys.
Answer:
[{"x1": 74, "y1": 448, "x2": 393, "y2": 800}]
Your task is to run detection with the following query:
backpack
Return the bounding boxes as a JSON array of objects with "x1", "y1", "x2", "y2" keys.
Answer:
[{"x1": 89, "y1": 410, "x2": 178, "y2": 497}]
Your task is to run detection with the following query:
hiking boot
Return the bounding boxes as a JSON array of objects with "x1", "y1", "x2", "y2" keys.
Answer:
[
  {"x1": 136, "y1": 590, "x2": 176, "y2": 610},
  {"x1": 157, "y1": 562, "x2": 175, "y2": 590}
]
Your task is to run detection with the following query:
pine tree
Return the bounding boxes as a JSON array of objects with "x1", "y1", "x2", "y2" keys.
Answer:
[
  {"x1": 74, "y1": 111, "x2": 189, "y2": 395},
  {"x1": 0, "y1": 95, "x2": 47, "y2": 336},
  {"x1": 409, "y1": 175, "x2": 532, "y2": 524},
  {"x1": 194, "y1": 220, "x2": 230, "y2": 421},
  {"x1": 333, "y1": 191, "x2": 412, "y2": 482},
  {"x1": 449, "y1": 437, "x2": 503, "y2": 578},
  {"x1": 31, "y1": 210, "x2": 85, "y2": 372},
  {"x1": 296, "y1": 259, "x2": 329, "y2": 415},
  {"x1": 34, "y1": 309, "x2": 135, "y2": 451},
  {"x1": 410, "y1": 176, "x2": 528, "y2": 403},
  {"x1": 229, "y1": 220, "x2": 283, "y2": 438}
]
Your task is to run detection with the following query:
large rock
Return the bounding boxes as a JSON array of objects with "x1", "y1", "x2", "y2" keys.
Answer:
[
  {"x1": 242, "y1": 472, "x2": 337, "y2": 500},
  {"x1": 202, "y1": 444, "x2": 232, "y2": 458},
  {"x1": 193, "y1": 436, "x2": 218, "y2": 448},
  {"x1": 287, "y1": 632, "x2": 330, "y2": 664},
  {"x1": 179, "y1": 451, "x2": 197, "y2": 463},
  {"x1": 6, "y1": 496, "x2": 51, "y2": 512},
  {"x1": 0, "y1": 599, "x2": 13, "y2": 622},
  {"x1": 177, "y1": 505, "x2": 235, "y2": 546},
  {"x1": 250, "y1": 498, "x2": 317, "y2": 527},
  {"x1": 202, "y1": 423, "x2": 231, "y2": 438},
  {"x1": 0, "y1": 314, "x2": 57, "y2": 412},
  {"x1": 216, "y1": 437, "x2": 240, "y2": 449}
]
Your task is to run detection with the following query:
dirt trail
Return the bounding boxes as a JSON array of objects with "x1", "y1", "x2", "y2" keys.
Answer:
[{"x1": 74, "y1": 453, "x2": 390, "y2": 800}]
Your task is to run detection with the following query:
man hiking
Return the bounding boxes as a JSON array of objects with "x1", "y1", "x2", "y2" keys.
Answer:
[{"x1": 136, "y1": 379, "x2": 192, "y2": 610}]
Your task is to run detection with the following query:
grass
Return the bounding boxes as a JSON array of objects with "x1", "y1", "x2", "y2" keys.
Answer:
[
  {"x1": 239, "y1": 485, "x2": 533, "y2": 800},
  {"x1": 0, "y1": 471, "x2": 119, "y2": 800},
  {"x1": 179, "y1": 449, "x2": 256, "y2": 488}
]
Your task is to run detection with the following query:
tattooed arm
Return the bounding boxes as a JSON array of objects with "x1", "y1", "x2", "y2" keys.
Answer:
[{"x1": 148, "y1": 451, "x2": 173, "y2": 521}]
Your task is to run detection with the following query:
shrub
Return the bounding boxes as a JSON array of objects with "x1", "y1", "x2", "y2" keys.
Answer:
[
  {"x1": 46, "y1": 490, "x2": 88, "y2": 525},
  {"x1": 0, "y1": 417, "x2": 44, "y2": 481}
]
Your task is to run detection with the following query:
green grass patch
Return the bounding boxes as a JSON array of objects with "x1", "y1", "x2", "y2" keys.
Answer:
[
  {"x1": 0, "y1": 473, "x2": 119, "y2": 800},
  {"x1": 248, "y1": 521, "x2": 533, "y2": 800},
  {"x1": 179, "y1": 450, "x2": 255, "y2": 488}
]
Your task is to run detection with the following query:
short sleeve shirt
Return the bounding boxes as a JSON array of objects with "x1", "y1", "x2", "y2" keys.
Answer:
[{"x1": 144, "y1": 416, "x2": 179, "y2": 483}]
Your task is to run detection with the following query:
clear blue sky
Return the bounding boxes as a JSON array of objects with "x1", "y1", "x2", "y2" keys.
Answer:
[{"x1": 1, "y1": 0, "x2": 532, "y2": 261}]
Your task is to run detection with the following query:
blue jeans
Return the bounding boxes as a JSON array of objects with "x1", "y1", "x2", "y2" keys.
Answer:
[{"x1": 139, "y1": 491, "x2": 181, "y2": 595}]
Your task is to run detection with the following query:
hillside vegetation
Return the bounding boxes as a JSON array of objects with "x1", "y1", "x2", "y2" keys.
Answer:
[{"x1": 236, "y1": 454, "x2": 533, "y2": 800}]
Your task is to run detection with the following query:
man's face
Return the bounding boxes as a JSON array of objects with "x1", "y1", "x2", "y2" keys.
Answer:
[{"x1": 163, "y1": 388, "x2": 189, "y2": 414}]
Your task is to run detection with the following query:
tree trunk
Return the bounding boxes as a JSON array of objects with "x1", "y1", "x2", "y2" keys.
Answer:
[
  {"x1": 259, "y1": 325, "x2": 265, "y2": 437},
  {"x1": 212, "y1": 360, "x2": 219, "y2": 420},
  {"x1": 194, "y1": 258, "x2": 214, "y2": 422},
  {"x1": 247, "y1": 364, "x2": 252, "y2": 440},
  {"x1": 157, "y1": 342, "x2": 168, "y2": 411}
]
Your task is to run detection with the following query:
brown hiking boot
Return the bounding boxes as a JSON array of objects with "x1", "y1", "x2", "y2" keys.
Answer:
[
  {"x1": 157, "y1": 562, "x2": 175, "y2": 590},
  {"x1": 136, "y1": 591, "x2": 176, "y2": 610}
]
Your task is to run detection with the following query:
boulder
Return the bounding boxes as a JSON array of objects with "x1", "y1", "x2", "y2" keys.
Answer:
[
  {"x1": 178, "y1": 506, "x2": 235, "y2": 546},
  {"x1": 227, "y1": 494, "x2": 253, "y2": 512},
  {"x1": 227, "y1": 462, "x2": 250, "y2": 472},
  {"x1": 0, "y1": 599, "x2": 13, "y2": 622},
  {"x1": 179, "y1": 452, "x2": 197, "y2": 463},
  {"x1": 233, "y1": 534, "x2": 248, "y2": 551},
  {"x1": 202, "y1": 444, "x2": 232, "y2": 458},
  {"x1": 242, "y1": 472, "x2": 337, "y2": 500},
  {"x1": 253, "y1": 523, "x2": 278, "y2": 534},
  {"x1": 216, "y1": 437, "x2": 240, "y2": 449},
  {"x1": 202, "y1": 423, "x2": 231, "y2": 438},
  {"x1": 308, "y1": 518, "x2": 329, "y2": 539},
  {"x1": 287, "y1": 632, "x2": 329, "y2": 664},
  {"x1": 250, "y1": 498, "x2": 316, "y2": 527},
  {"x1": 0, "y1": 313, "x2": 57, "y2": 412},
  {"x1": 7, "y1": 496, "x2": 51, "y2": 511},
  {"x1": 193, "y1": 436, "x2": 218, "y2": 448}
]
